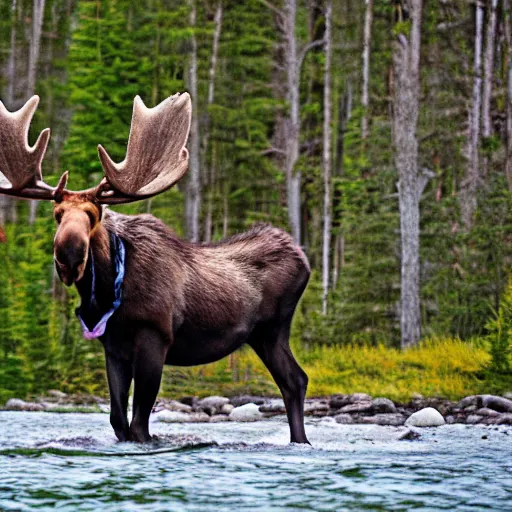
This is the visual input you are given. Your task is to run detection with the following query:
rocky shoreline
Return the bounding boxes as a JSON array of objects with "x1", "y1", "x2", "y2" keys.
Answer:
[{"x1": 3, "y1": 391, "x2": 512, "y2": 427}]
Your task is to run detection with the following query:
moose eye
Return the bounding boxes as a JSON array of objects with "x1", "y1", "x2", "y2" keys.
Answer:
[{"x1": 54, "y1": 211, "x2": 63, "y2": 224}]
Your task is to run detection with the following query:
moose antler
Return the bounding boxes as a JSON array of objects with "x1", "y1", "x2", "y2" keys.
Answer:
[
  {"x1": 0, "y1": 93, "x2": 191, "y2": 204},
  {"x1": 95, "y1": 93, "x2": 191, "y2": 203},
  {"x1": 0, "y1": 95, "x2": 57, "y2": 200}
]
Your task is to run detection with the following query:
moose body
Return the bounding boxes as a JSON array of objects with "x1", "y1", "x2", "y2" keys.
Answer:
[
  {"x1": 0, "y1": 93, "x2": 311, "y2": 444},
  {"x1": 83, "y1": 210, "x2": 310, "y2": 442}
]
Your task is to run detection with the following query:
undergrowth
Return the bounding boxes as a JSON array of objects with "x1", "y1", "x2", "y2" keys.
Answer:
[{"x1": 160, "y1": 337, "x2": 507, "y2": 402}]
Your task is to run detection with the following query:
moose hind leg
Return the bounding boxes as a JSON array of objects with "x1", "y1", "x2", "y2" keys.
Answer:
[
  {"x1": 250, "y1": 322, "x2": 310, "y2": 444},
  {"x1": 105, "y1": 351, "x2": 132, "y2": 442},
  {"x1": 130, "y1": 327, "x2": 168, "y2": 443}
]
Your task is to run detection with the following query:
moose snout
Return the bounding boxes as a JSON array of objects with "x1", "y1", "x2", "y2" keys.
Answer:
[{"x1": 54, "y1": 244, "x2": 88, "y2": 286}]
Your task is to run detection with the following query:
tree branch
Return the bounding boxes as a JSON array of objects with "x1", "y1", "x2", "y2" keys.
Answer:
[
  {"x1": 257, "y1": 0, "x2": 284, "y2": 21},
  {"x1": 297, "y1": 39, "x2": 326, "y2": 73}
]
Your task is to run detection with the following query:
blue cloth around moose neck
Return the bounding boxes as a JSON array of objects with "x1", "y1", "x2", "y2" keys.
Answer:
[{"x1": 76, "y1": 232, "x2": 126, "y2": 340}]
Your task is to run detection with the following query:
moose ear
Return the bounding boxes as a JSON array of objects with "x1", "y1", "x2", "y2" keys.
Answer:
[{"x1": 96, "y1": 93, "x2": 191, "y2": 201}]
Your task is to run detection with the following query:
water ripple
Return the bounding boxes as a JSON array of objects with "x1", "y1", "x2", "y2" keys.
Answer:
[{"x1": 0, "y1": 412, "x2": 511, "y2": 511}]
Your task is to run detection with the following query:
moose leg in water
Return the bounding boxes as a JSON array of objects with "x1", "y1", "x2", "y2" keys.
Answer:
[
  {"x1": 130, "y1": 327, "x2": 169, "y2": 443},
  {"x1": 105, "y1": 349, "x2": 132, "y2": 442},
  {"x1": 250, "y1": 320, "x2": 309, "y2": 444}
]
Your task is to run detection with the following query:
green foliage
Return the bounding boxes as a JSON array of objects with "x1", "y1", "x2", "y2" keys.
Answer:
[{"x1": 1, "y1": 0, "x2": 512, "y2": 403}]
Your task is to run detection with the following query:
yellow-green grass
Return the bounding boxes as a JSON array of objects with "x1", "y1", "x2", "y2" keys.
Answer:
[{"x1": 160, "y1": 337, "x2": 504, "y2": 402}]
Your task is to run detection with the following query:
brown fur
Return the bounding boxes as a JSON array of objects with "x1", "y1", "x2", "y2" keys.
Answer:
[{"x1": 52, "y1": 201, "x2": 311, "y2": 444}]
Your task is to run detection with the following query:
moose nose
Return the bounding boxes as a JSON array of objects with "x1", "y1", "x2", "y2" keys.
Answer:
[
  {"x1": 55, "y1": 257, "x2": 83, "y2": 286},
  {"x1": 54, "y1": 244, "x2": 87, "y2": 286}
]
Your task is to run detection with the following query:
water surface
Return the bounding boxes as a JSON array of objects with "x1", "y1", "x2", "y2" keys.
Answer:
[{"x1": 0, "y1": 411, "x2": 511, "y2": 511}]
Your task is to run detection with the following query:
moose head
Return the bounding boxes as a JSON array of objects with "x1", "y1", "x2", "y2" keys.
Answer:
[{"x1": 0, "y1": 94, "x2": 191, "y2": 286}]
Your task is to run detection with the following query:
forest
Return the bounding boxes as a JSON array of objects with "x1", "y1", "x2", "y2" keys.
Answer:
[{"x1": 0, "y1": 0, "x2": 512, "y2": 402}]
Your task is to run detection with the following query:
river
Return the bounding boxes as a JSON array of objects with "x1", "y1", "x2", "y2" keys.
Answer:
[{"x1": 0, "y1": 411, "x2": 511, "y2": 511}]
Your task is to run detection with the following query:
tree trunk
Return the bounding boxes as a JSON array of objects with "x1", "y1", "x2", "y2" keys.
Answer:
[
  {"x1": 0, "y1": 0, "x2": 19, "y2": 226},
  {"x1": 393, "y1": 0, "x2": 426, "y2": 348},
  {"x1": 285, "y1": 0, "x2": 301, "y2": 244},
  {"x1": 481, "y1": 0, "x2": 499, "y2": 175},
  {"x1": 361, "y1": 0, "x2": 373, "y2": 140},
  {"x1": 203, "y1": 2, "x2": 223, "y2": 243},
  {"x1": 482, "y1": 0, "x2": 498, "y2": 140},
  {"x1": 185, "y1": 0, "x2": 201, "y2": 242},
  {"x1": 27, "y1": 0, "x2": 46, "y2": 225},
  {"x1": 505, "y1": 0, "x2": 512, "y2": 188},
  {"x1": 461, "y1": 0, "x2": 484, "y2": 229},
  {"x1": 322, "y1": 0, "x2": 332, "y2": 315}
]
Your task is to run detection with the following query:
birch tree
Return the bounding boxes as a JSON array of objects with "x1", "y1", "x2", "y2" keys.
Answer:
[
  {"x1": 461, "y1": 0, "x2": 484, "y2": 228},
  {"x1": 185, "y1": 0, "x2": 201, "y2": 242},
  {"x1": 361, "y1": 0, "x2": 373, "y2": 140},
  {"x1": 481, "y1": 0, "x2": 499, "y2": 174},
  {"x1": 27, "y1": 0, "x2": 46, "y2": 225},
  {"x1": 203, "y1": 2, "x2": 223, "y2": 243},
  {"x1": 261, "y1": 0, "x2": 323, "y2": 244},
  {"x1": 393, "y1": 0, "x2": 429, "y2": 348},
  {"x1": 322, "y1": 0, "x2": 332, "y2": 315}
]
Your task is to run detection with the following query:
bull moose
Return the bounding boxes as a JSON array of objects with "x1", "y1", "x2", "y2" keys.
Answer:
[{"x1": 0, "y1": 94, "x2": 311, "y2": 444}]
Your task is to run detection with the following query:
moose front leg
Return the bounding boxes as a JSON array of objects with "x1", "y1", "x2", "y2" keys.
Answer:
[
  {"x1": 130, "y1": 327, "x2": 169, "y2": 443},
  {"x1": 105, "y1": 351, "x2": 132, "y2": 442}
]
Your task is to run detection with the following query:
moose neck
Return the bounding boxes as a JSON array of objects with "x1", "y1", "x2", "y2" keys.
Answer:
[{"x1": 75, "y1": 223, "x2": 115, "y2": 314}]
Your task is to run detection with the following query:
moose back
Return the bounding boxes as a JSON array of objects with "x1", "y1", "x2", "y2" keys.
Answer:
[{"x1": 0, "y1": 94, "x2": 311, "y2": 444}]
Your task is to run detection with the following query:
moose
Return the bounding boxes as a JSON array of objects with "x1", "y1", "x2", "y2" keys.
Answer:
[{"x1": 0, "y1": 94, "x2": 311, "y2": 444}]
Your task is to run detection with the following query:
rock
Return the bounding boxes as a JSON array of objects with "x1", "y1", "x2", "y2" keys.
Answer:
[
  {"x1": 411, "y1": 393, "x2": 423, "y2": 400},
  {"x1": 179, "y1": 396, "x2": 198, "y2": 408},
  {"x1": 497, "y1": 413, "x2": 512, "y2": 425},
  {"x1": 405, "y1": 407, "x2": 445, "y2": 427},
  {"x1": 220, "y1": 404, "x2": 234, "y2": 415},
  {"x1": 398, "y1": 429, "x2": 421, "y2": 441},
  {"x1": 466, "y1": 414, "x2": 484, "y2": 424},
  {"x1": 446, "y1": 415, "x2": 456, "y2": 424},
  {"x1": 198, "y1": 396, "x2": 230, "y2": 415},
  {"x1": 47, "y1": 390, "x2": 67, "y2": 399},
  {"x1": 152, "y1": 410, "x2": 190, "y2": 423},
  {"x1": 304, "y1": 401, "x2": 329, "y2": 416},
  {"x1": 338, "y1": 401, "x2": 373, "y2": 414},
  {"x1": 210, "y1": 414, "x2": 230, "y2": 423},
  {"x1": 230, "y1": 395, "x2": 267, "y2": 407},
  {"x1": 229, "y1": 403, "x2": 263, "y2": 422},
  {"x1": 329, "y1": 395, "x2": 351, "y2": 409},
  {"x1": 463, "y1": 405, "x2": 477, "y2": 413},
  {"x1": 188, "y1": 413, "x2": 211, "y2": 423},
  {"x1": 162, "y1": 400, "x2": 192, "y2": 413},
  {"x1": 259, "y1": 399, "x2": 286, "y2": 415},
  {"x1": 350, "y1": 393, "x2": 372, "y2": 402},
  {"x1": 334, "y1": 414, "x2": 354, "y2": 424},
  {"x1": 475, "y1": 407, "x2": 501, "y2": 417},
  {"x1": 481, "y1": 395, "x2": 512, "y2": 413},
  {"x1": 455, "y1": 395, "x2": 479, "y2": 409},
  {"x1": 153, "y1": 410, "x2": 210, "y2": 423},
  {"x1": 329, "y1": 393, "x2": 372, "y2": 409},
  {"x1": 503, "y1": 392, "x2": 512, "y2": 400},
  {"x1": 371, "y1": 398, "x2": 397, "y2": 414},
  {"x1": 361, "y1": 413, "x2": 405, "y2": 426},
  {"x1": 4, "y1": 398, "x2": 44, "y2": 412}
]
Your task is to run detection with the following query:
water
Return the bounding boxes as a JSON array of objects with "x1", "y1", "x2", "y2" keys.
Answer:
[{"x1": 0, "y1": 412, "x2": 511, "y2": 511}]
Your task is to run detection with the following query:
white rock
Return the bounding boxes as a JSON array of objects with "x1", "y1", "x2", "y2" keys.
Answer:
[
  {"x1": 405, "y1": 407, "x2": 445, "y2": 427},
  {"x1": 220, "y1": 403, "x2": 234, "y2": 415},
  {"x1": 229, "y1": 403, "x2": 263, "y2": 422},
  {"x1": 152, "y1": 410, "x2": 191, "y2": 423}
]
